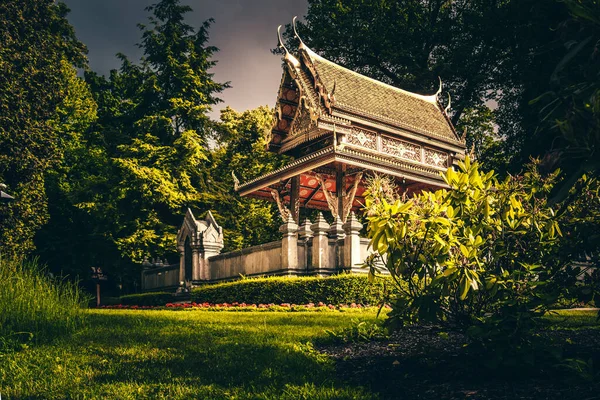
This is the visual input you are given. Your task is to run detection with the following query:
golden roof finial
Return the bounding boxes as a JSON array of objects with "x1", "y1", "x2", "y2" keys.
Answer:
[
  {"x1": 232, "y1": 171, "x2": 240, "y2": 191},
  {"x1": 435, "y1": 77, "x2": 443, "y2": 98},
  {"x1": 278, "y1": 25, "x2": 300, "y2": 68},
  {"x1": 444, "y1": 92, "x2": 452, "y2": 114},
  {"x1": 292, "y1": 16, "x2": 306, "y2": 50},
  {"x1": 277, "y1": 25, "x2": 289, "y2": 56}
]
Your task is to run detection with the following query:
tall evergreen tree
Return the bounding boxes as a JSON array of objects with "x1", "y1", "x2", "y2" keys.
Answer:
[
  {"x1": 76, "y1": 0, "x2": 228, "y2": 286},
  {"x1": 0, "y1": 0, "x2": 87, "y2": 255}
]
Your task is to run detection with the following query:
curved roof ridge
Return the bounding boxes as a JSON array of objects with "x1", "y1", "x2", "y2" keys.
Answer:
[{"x1": 302, "y1": 46, "x2": 439, "y2": 105}]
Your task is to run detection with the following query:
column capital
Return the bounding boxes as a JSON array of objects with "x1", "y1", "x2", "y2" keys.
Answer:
[
  {"x1": 343, "y1": 212, "x2": 363, "y2": 235},
  {"x1": 279, "y1": 213, "x2": 299, "y2": 236},
  {"x1": 298, "y1": 218, "x2": 313, "y2": 241},
  {"x1": 311, "y1": 212, "x2": 330, "y2": 234}
]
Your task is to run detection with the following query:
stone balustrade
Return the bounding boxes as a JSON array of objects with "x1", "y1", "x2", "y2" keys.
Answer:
[{"x1": 141, "y1": 208, "x2": 371, "y2": 290}]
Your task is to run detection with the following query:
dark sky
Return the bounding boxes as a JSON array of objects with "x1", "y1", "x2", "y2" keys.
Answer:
[{"x1": 61, "y1": 0, "x2": 308, "y2": 120}]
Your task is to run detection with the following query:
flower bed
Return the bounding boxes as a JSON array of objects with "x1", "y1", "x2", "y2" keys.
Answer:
[{"x1": 99, "y1": 301, "x2": 391, "y2": 312}]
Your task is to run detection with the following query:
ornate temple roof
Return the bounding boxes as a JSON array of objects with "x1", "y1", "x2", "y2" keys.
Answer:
[
  {"x1": 234, "y1": 20, "x2": 467, "y2": 220},
  {"x1": 301, "y1": 47, "x2": 459, "y2": 143}
]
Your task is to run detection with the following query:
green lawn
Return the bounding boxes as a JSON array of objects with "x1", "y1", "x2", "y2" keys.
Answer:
[
  {"x1": 0, "y1": 310, "x2": 379, "y2": 399},
  {"x1": 1, "y1": 309, "x2": 597, "y2": 400}
]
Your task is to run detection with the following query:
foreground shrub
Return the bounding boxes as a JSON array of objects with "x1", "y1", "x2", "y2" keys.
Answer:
[
  {"x1": 364, "y1": 157, "x2": 576, "y2": 363},
  {"x1": 191, "y1": 274, "x2": 395, "y2": 305},
  {"x1": 120, "y1": 292, "x2": 176, "y2": 306},
  {"x1": 0, "y1": 257, "x2": 87, "y2": 350}
]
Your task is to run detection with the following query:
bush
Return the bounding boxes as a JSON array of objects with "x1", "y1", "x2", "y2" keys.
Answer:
[
  {"x1": 120, "y1": 292, "x2": 176, "y2": 306},
  {"x1": 191, "y1": 274, "x2": 395, "y2": 305},
  {"x1": 364, "y1": 157, "x2": 579, "y2": 365},
  {"x1": 0, "y1": 256, "x2": 88, "y2": 350}
]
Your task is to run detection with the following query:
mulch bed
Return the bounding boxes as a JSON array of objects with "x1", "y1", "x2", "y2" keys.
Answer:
[{"x1": 319, "y1": 325, "x2": 600, "y2": 400}]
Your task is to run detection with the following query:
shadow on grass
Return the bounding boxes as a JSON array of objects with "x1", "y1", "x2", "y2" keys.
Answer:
[{"x1": 53, "y1": 311, "x2": 374, "y2": 399}]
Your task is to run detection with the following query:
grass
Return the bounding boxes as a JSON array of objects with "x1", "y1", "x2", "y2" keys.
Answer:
[
  {"x1": 0, "y1": 310, "x2": 380, "y2": 399},
  {"x1": 0, "y1": 256, "x2": 88, "y2": 350},
  {"x1": 543, "y1": 309, "x2": 600, "y2": 329},
  {"x1": 0, "y1": 308, "x2": 597, "y2": 399}
]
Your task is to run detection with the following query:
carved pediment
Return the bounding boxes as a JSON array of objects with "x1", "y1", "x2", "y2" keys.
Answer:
[{"x1": 177, "y1": 208, "x2": 223, "y2": 248}]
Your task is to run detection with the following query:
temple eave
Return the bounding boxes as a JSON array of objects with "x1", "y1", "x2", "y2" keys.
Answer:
[{"x1": 237, "y1": 146, "x2": 449, "y2": 199}]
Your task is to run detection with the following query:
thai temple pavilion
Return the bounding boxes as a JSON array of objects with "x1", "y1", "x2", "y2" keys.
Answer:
[
  {"x1": 140, "y1": 20, "x2": 467, "y2": 290},
  {"x1": 235, "y1": 20, "x2": 466, "y2": 224}
]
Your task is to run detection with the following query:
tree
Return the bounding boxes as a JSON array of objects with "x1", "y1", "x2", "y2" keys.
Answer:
[
  {"x1": 530, "y1": 0, "x2": 600, "y2": 202},
  {"x1": 0, "y1": 0, "x2": 87, "y2": 255},
  {"x1": 54, "y1": 0, "x2": 229, "y2": 288},
  {"x1": 211, "y1": 106, "x2": 287, "y2": 250},
  {"x1": 34, "y1": 61, "x2": 115, "y2": 281}
]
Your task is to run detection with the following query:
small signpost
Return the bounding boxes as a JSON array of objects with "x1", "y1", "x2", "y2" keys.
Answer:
[{"x1": 91, "y1": 267, "x2": 108, "y2": 307}]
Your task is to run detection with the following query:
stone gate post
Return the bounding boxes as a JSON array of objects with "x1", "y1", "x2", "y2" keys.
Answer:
[
  {"x1": 280, "y1": 214, "x2": 299, "y2": 272},
  {"x1": 343, "y1": 212, "x2": 363, "y2": 271},
  {"x1": 328, "y1": 216, "x2": 345, "y2": 271},
  {"x1": 298, "y1": 218, "x2": 313, "y2": 270},
  {"x1": 311, "y1": 213, "x2": 330, "y2": 275}
]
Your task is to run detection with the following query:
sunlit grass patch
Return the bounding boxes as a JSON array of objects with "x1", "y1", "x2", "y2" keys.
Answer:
[
  {"x1": 544, "y1": 309, "x2": 600, "y2": 329},
  {"x1": 0, "y1": 310, "x2": 378, "y2": 399}
]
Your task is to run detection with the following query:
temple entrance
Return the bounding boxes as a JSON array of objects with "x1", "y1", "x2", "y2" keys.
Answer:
[{"x1": 184, "y1": 236, "x2": 192, "y2": 281}]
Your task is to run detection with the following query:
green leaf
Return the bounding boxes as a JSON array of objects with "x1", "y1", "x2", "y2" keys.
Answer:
[{"x1": 459, "y1": 276, "x2": 470, "y2": 300}]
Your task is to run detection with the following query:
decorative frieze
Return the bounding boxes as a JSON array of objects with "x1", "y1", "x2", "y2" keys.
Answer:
[
  {"x1": 424, "y1": 148, "x2": 448, "y2": 168},
  {"x1": 381, "y1": 136, "x2": 421, "y2": 162},
  {"x1": 347, "y1": 127, "x2": 377, "y2": 150}
]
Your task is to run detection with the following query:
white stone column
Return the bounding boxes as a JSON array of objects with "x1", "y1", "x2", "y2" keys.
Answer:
[
  {"x1": 343, "y1": 212, "x2": 363, "y2": 271},
  {"x1": 328, "y1": 216, "x2": 345, "y2": 271},
  {"x1": 298, "y1": 218, "x2": 313, "y2": 271},
  {"x1": 280, "y1": 214, "x2": 299, "y2": 273},
  {"x1": 177, "y1": 246, "x2": 185, "y2": 283},
  {"x1": 311, "y1": 213, "x2": 330, "y2": 275},
  {"x1": 191, "y1": 246, "x2": 201, "y2": 281}
]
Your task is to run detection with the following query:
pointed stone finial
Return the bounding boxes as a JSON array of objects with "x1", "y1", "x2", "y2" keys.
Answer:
[
  {"x1": 328, "y1": 216, "x2": 345, "y2": 240},
  {"x1": 279, "y1": 212, "x2": 299, "y2": 236},
  {"x1": 311, "y1": 212, "x2": 330, "y2": 234},
  {"x1": 298, "y1": 218, "x2": 314, "y2": 241},
  {"x1": 343, "y1": 212, "x2": 363, "y2": 235}
]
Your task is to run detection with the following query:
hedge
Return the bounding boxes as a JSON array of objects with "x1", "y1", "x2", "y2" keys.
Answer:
[
  {"x1": 190, "y1": 274, "x2": 396, "y2": 305},
  {"x1": 120, "y1": 292, "x2": 176, "y2": 306}
]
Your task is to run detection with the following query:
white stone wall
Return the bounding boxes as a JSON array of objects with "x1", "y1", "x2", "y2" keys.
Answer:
[
  {"x1": 208, "y1": 241, "x2": 287, "y2": 281},
  {"x1": 142, "y1": 210, "x2": 371, "y2": 290},
  {"x1": 142, "y1": 265, "x2": 180, "y2": 291}
]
